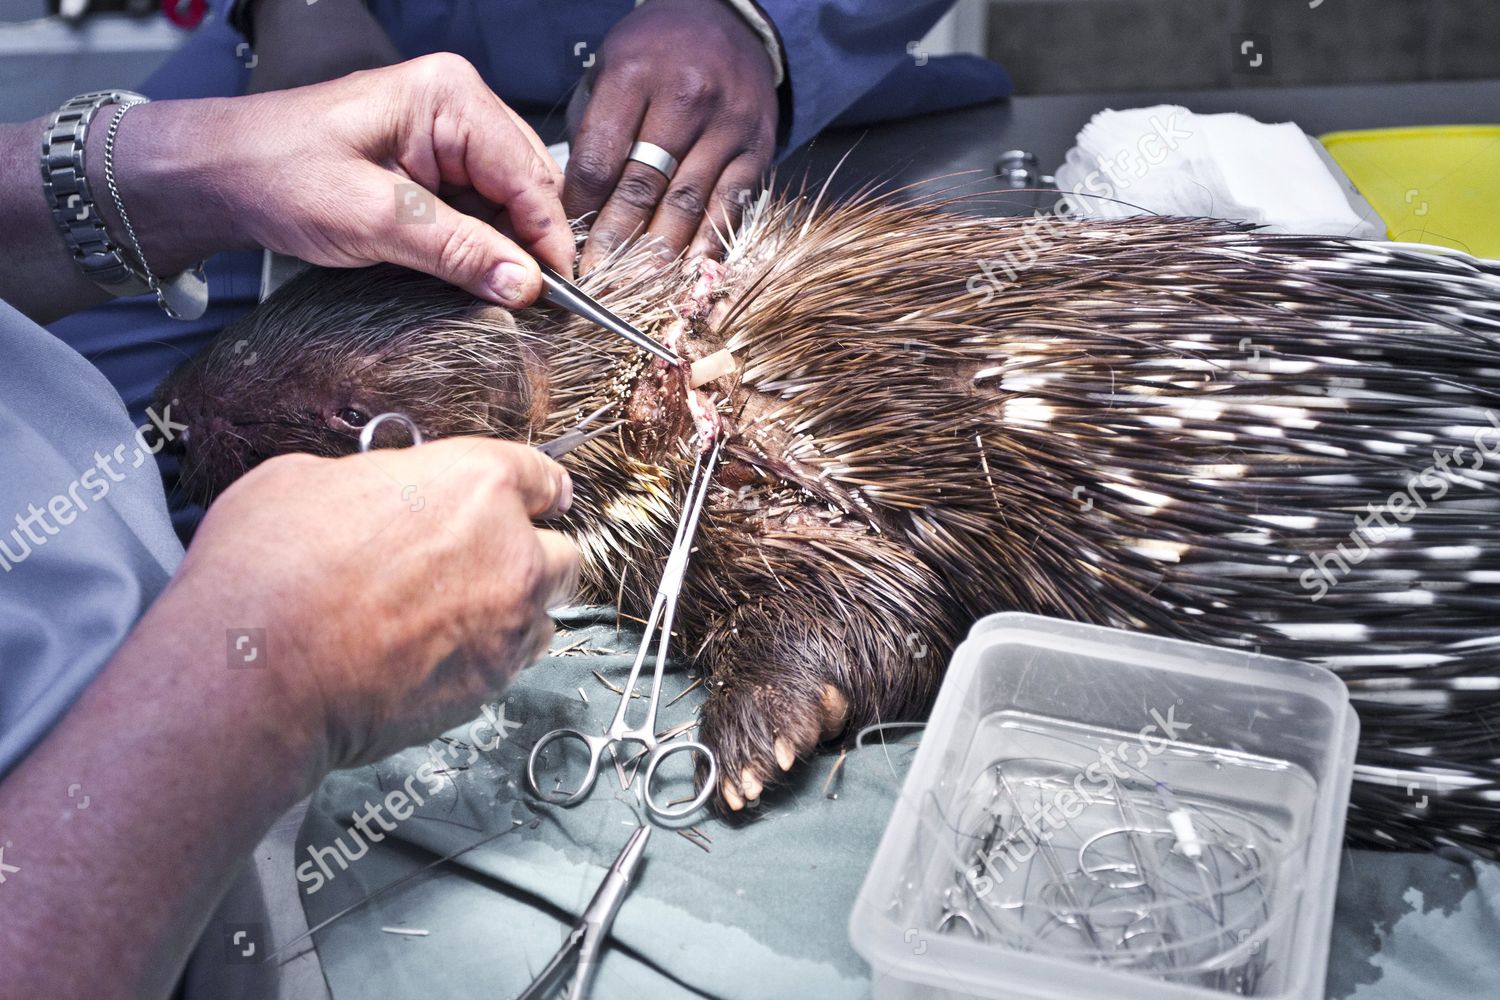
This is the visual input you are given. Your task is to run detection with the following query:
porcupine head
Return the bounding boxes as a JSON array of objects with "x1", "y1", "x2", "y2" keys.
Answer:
[{"x1": 156, "y1": 211, "x2": 959, "y2": 812}]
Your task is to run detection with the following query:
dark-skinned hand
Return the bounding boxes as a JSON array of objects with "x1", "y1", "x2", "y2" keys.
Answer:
[{"x1": 564, "y1": 0, "x2": 779, "y2": 271}]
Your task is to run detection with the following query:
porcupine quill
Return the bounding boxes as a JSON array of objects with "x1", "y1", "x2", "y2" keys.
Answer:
[{"x1": 157, "y1": 183, "x2": 1500, "y2": 855}]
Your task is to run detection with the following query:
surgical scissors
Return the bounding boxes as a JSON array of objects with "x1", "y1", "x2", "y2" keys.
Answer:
[
  {"x1": 538, "y1": 263, "x2": 682, "y2": 366},
  {"x1": 358, "y1": 411, "x2": 423, "y2": 451},
  {"x1": 527, "y1": 438, "x2": 723, "y2": 820}
]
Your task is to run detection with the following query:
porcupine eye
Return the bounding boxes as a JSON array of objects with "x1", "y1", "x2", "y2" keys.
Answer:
[{"x1": 331, "y1": 407, "x2": 370, "y2": 432}]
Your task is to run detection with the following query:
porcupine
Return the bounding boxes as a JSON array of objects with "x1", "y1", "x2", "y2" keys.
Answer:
[{"x1": 157, "y1": 188, "x2": 1500, "y2": 855}]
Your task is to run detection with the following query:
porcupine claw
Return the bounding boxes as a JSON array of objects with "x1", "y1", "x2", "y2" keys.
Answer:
[
  {"x1": 773, "y1": 738, "x2": 796, "y2": 772},
  {"x1": 709, "y1": 681, "x2": 851, "y2": 812},
  {"x1": 818, "y1": 685, "x2": 851, "y2": 736}
]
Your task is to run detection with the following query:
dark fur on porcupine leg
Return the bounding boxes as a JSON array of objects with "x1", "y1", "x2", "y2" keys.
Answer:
[
  {"x1": 687, "y1": 507, "x2": 960, "y2": 810},
  {"x1": 696, "y1": 612, "x2": 851, "y2": 810}
]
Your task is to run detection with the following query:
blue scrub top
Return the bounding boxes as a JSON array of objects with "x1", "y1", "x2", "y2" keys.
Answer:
[
  {"x1": 151, "y1": 0, "x2": 1012, "y2": 154},
  {"x1": 0, "y1": 300, "x2": 183, "y2": 778}
]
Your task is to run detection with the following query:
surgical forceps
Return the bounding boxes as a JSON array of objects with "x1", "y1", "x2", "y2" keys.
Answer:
[
  {"x1": 538, "y1": 263, "x2": 682, "y2": 366},
  {"x1": 515, "y1": 825, "x2": 651, "y2": 1000},
  {"x1": 356, "y1": 405, "x2": 621, "y2": 461},
  {"x1": 535, "y1": 402, "x2": 624, "y2": 460},
  {"x1": 526, "y1": 439, "x2": 723, "y2": 820}
]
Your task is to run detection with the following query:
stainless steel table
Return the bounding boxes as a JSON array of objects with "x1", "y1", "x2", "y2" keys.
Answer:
[{"x1": 780, "y1": 78, "x2": 1500, "y2": 212}]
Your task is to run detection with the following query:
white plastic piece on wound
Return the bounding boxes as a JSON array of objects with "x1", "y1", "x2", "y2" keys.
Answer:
[
  {"x1": 689, "y1": 349, "x2": 737, "y2": 389},
  {"x1": 1168, "y1": 808, "x2": 1203, "y2": 858}
]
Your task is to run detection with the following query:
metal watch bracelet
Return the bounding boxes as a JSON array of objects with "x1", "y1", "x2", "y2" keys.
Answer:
[
  {"x1": 40, "y1": 91, "x2": 209, "y2": 319},
  {"x1": 41, "y1": 90, "x2": 153, "y2": 297}
]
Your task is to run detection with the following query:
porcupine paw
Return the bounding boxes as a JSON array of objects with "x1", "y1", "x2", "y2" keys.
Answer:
[{"x1": 698, "y1": 676, "x2": 851, "y2": 811}]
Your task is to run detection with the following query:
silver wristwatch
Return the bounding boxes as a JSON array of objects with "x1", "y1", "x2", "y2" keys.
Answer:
[
  {"x1": 41, "y1": 90, "x2": 209, "y2": 319},
  {"x1": 41, "y1": 90, "x2": 154, "y2": 298}
]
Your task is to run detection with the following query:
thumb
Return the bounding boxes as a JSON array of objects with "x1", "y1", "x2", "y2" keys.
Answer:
[{"x1": 379, "y1": 185, "x2": 543, "y2": 306}]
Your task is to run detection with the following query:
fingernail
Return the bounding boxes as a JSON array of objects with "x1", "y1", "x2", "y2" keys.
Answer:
[
  {"x1": 555, "y1": 470, "x2": 573, "y2": 515},
  {"x1": 488, "y1": 262, "x2": 531, "y2": 305}
]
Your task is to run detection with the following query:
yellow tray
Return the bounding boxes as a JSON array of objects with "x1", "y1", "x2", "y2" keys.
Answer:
[{"x1": 1319, "y1": 125, "x2": 1500, "y2": 257}]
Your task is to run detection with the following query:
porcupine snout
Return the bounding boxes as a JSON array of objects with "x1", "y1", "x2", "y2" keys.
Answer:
[{"x1": 155, "y1": 264, "x2": 555, "y2": 507}]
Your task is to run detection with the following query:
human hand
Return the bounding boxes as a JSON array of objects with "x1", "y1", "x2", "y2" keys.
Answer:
[
  {"x1": 564, "y1": 0, "x2": 778, "y2": 271},
  {"x1": 113, "y1": 55, "x2": 571, "y2": 307},
  {"x1": 170, "y1": 439, "x2": 579, "y2": 769}
]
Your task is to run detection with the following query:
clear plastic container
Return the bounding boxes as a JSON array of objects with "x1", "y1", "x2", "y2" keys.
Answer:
[{"x1": 849, "y1": 613, "x2": 1358, "y2": 1000}]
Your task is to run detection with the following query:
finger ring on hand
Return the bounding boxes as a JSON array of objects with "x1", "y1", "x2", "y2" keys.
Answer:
[{"x1": 627, "y1": 141, "x2": 679, "y2": 181}]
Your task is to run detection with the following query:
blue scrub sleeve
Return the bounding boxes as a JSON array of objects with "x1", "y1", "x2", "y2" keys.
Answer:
[
  {"x1": 755, "y1": 0, "x2": 1012, "y2": 151},
  {"x1": 308, "y1": 1, "x2": 1012, "y2": 151},
  {"x1": 148, "y1": 0, "x2": 252, "y2": 101},
  {"x1": 0, "y1": 300, "x2": 183, "y2": 779}
]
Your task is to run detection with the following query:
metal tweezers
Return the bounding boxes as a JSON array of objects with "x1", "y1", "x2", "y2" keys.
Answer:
[
  {"x1": 514, "y1": 825, "x2": 651, "y2": 1000},
  {"x1": 538, "y1": 263, "x2": 682, "y2": 366},
  {"x1": 535, "y1": 401, "x2": 625, "y2": 460}
]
